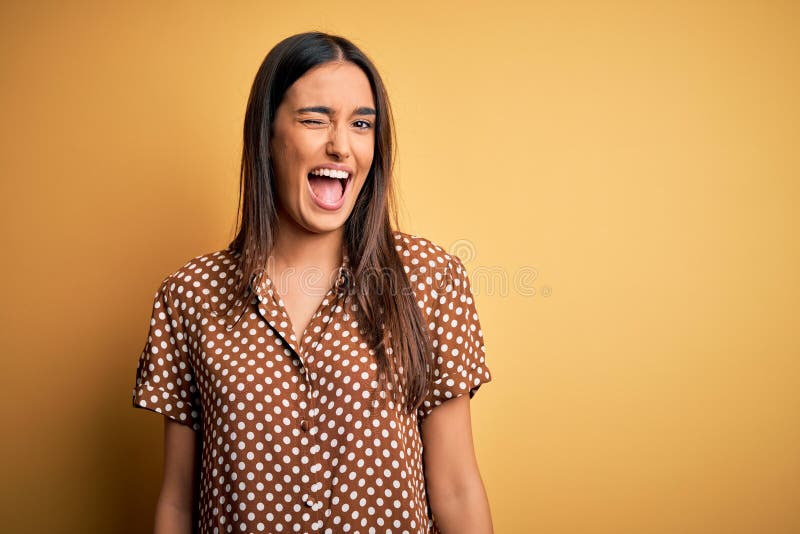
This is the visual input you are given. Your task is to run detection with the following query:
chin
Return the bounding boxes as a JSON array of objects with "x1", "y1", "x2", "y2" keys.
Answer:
[{"x1": 299, "y1": 207, "x2": 352, "y2": 234}]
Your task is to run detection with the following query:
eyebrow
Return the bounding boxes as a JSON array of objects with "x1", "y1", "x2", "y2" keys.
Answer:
[{"x1": 296, "y1": 105, "x2": 376, "y2": 116}]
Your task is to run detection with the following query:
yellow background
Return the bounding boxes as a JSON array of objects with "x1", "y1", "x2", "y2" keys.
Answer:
[{"x1": 1, "y1": 1, "x2": 798, "y2": 533}]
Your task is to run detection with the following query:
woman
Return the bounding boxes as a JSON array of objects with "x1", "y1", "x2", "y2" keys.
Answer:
[{"x1": 132, "y1": 31, "x2": 493, "y2": 534}]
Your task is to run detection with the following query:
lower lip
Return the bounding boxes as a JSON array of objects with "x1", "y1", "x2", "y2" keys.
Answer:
[{"x1": 307, "y1": 175, "x2": 352, "y2": 211}]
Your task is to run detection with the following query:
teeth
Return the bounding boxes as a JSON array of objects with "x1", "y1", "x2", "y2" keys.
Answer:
[{"x1": 310, "y1": 168, "x2": 350, "y2": 180}]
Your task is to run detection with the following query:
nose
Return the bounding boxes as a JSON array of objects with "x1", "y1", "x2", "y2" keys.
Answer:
[{"x1": 326, "y1": 122, "x2": 350, "y2": 160}]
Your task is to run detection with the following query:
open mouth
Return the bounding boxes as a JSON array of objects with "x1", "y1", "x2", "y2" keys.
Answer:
[{"x1": 307, "y1": 169, "x2": 351, "y2": 204}]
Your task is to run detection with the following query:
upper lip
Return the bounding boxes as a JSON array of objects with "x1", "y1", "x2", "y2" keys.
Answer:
[{"x1": 308, "y1": 163, "x2": 354, "y2": 177}]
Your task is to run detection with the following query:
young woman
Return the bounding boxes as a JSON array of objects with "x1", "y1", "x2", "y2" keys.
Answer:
[{"x1": 132, "y1": 31, "x2": 493, "y2": 534}]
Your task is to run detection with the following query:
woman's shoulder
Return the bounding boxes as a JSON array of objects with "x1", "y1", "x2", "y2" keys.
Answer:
[
  {"x1": 392, "y1": 228, "x2": 451, "y2": 260},
  {"x1": 390, "y1": 229, "x2": 462, "y2": 283},
  {"x1": 152, "y1": 246, "x2": 242, "y2": 298}
]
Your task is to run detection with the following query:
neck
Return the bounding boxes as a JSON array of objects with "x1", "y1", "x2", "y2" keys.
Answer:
[{"x1": 270, "y1": 209, "x2": 346, "y2": 277}]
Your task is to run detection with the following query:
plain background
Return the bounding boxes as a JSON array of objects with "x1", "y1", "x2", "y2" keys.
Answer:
[{"x1": 1, "y1": 1, "x2": 798, "y2": 533}]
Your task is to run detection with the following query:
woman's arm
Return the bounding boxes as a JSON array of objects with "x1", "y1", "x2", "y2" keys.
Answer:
[
  {"x1": 420, "y1": 395, "x2": 494, "y2": 533},
  {"x1": 153, "y1": 418, "x2": 199, "y2": 534}
]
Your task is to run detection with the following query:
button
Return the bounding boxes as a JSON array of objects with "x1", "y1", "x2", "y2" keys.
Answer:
[{"x1": 301, "y1": 419, "x2": 309, "y2": 431}]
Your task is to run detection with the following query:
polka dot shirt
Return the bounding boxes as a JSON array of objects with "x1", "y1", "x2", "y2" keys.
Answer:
[{"x1": 131, "y1": 231, "x2": 492, "y2": 533}]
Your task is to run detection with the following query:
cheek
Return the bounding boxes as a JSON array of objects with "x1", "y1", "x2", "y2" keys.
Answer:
[
  {"x1": 271, "y1": 136, "x2": 304, "y2": 182},
  {"x1": 356, "y1": 137, "x2": 376, "y2": 169}
]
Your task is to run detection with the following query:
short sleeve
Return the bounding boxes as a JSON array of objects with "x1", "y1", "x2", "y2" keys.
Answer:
[
  {"x1": 417, "y1": 254, "x2": 493, "y2": 421},
  {"x1": 131, "y1": 276, "x2": 202, "y2": 431}
]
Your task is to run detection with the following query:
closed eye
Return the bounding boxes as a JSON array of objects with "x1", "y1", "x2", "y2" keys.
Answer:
[{"x1": 300, "y1": 119, "x2": 372, "y2": 130}]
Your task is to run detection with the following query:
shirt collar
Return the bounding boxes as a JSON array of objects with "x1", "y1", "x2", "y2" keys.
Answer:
[{"x1": 247, "y1": 243, "x2": 352, "y2": 356}]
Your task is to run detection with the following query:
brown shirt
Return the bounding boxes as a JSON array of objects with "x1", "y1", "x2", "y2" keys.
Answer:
[{"x1": 131, "y1": 230, "x2": 492, "y2": 534}]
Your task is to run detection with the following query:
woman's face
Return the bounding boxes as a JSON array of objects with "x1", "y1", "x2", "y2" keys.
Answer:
[{"x1": 269, "y1": 61, "x2": 376, "y2": 235}]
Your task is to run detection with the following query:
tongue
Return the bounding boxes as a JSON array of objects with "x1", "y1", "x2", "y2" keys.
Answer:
[{"x1": 308, "y1": 176, "x2": 343, "y2": 203}]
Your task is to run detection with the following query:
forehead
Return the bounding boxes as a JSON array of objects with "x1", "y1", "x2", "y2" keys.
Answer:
[{"x1": 283, "y1": 61, "x2": 375, "y2": 108}]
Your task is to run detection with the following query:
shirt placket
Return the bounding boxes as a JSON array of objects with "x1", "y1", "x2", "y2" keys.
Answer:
[
  {"x1": 252, "y1": 265, "x2": 349, "y2": 532},
  {"x1": 294, "y1": 301, "x2": 333, "y2": 530}
]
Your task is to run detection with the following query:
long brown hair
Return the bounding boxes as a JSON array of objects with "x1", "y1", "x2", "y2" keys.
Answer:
[{"x1": 227, "y1": 31, "x2": 431, "y2": 416}]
